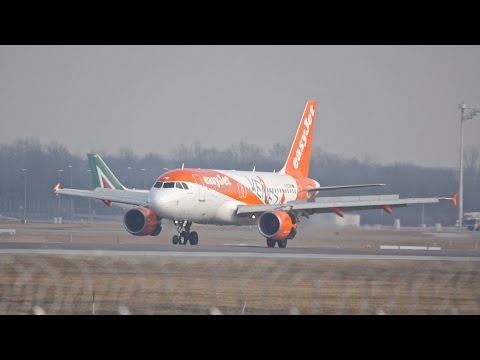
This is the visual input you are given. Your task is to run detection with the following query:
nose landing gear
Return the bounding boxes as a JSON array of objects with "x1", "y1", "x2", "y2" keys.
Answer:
[{"x1": 172, "y1": 220, "x2": 199, "y2": 245}]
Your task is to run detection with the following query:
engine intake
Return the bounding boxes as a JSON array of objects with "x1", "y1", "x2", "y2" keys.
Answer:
[
  {"x1": 258, "y1": 210, "x2": 297, "y2": 240},
  {"x1": 123, "y1": 207, "x2": 161, "y2": 236}
]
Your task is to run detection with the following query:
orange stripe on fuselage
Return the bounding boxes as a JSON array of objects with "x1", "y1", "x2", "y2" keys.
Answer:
[{"x1": 158, "y1": 169, "x2": 264, "y2": 205}]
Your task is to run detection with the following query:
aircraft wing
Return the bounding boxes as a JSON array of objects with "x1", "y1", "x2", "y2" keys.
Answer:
[
  {"x1": 55, "y1": 188, "x2": 149, "y2": 207},
  {"x1": 306, "y1": 184, "x2": 385, "y2": 192},
  {"x1": 236, "y1": 194, "x2": 454, "y2": 217}
]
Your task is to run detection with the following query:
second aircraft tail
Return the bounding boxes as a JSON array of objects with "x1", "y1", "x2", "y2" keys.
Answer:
[{"x1": 88, "y1": 154, "x2": 128, "y2": 190}]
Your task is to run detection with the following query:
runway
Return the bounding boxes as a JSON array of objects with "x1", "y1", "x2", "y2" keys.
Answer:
[
  {"x1": 0, "y1": 242, "x2": 479, "y2": 261},
  {"x1": 0, "y1": 221, "x2": 479, "y2": 261}
]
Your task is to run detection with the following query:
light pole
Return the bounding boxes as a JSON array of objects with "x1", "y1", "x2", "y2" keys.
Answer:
[
  {"x1": 458, "y1": 102, "x2": 480, "y2": 230},
  {"x1": 128, "y1": 166, "x2": 132, "y2": 188},
  {"x1": 86, "y1": 169, "x2": 92, "y2": 223},
  {"x1": 57, "y1": 169, "x2": 64, "y2": 219},
  {"x1": 68, "y1": 165, "x2": 73, "y2": 220},
  {"x1": 21, "y1": 169, "x2": 27, "y2": 223},
  {"x1": 421, "y1": 203, "x2": 424, "y2": 227},
  {"x1": 141, "y1": 168, "x2": 146, "y2": 189}
]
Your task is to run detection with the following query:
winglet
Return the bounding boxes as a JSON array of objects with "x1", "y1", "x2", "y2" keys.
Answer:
[
  {"x1": 439, "y1": 193, "x2": 458, "y2": 206},
  {"x1": 53, "y1": 182, "x2": 61, "y2": 197},
  {"x1": 452, "y1": 193, "x2": 458, "y2": 206}
]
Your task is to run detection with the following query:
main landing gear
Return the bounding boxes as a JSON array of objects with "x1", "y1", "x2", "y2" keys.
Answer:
[
  {"x1": 172, "y1": 220, "x2": 199, "y2": 246},
  {"x1": 266, "y1": 238, "x2": 288, "y2": 248}
]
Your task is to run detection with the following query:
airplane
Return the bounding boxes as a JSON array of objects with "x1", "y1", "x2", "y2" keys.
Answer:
[{"x1": 55, "y1": 100, "x2": 455, "y2": 248}]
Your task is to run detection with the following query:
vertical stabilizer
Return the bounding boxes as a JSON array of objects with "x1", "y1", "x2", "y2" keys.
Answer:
[
  {"x1": 88, "y1": 154, "x2": 127, "y2": 190},
  {"x1": 279, "y1": 100, "x2": 317, "y2": 178}
]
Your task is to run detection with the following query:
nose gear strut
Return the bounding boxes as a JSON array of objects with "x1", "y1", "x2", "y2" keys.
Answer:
[{"x1": 172, "y1": 220, "x2": 199, "y2": 245}]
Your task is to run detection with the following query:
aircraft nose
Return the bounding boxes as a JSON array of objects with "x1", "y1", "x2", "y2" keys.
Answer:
[{"x1": 151, "y1": 190, "x2": 174, "y2": 216}]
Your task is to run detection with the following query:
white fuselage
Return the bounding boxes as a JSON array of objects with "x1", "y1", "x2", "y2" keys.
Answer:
[{"x1": 147, "y1": 169, "x2": 319, "y2": 225}]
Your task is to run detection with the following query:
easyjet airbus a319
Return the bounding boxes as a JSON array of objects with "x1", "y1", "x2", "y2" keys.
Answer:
[{"x1": 55, "y1": 100, "x2": 455, "y2": 248}]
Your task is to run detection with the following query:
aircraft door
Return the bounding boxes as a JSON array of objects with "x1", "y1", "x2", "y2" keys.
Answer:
[
  {"x1": 192, "y1": 174, "x2": 206, "y2": 202},
  {"x1": 237, "y1": 183, "x2": 247, "y2": 199}
]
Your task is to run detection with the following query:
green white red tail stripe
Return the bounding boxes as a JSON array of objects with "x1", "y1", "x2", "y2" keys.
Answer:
[{"x1": 88, "y1": 154, "x2": 127, "y2": 190}]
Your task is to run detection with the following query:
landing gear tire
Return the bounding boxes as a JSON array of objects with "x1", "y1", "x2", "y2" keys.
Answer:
[
  {"x1": 266, "y1": 238, "x2": 276, "y2": 248},
  {"x1": 180, "y1": 231, "x2": 188, "y2": 245},
  {"x1": 173, "y1": 235, "x2": 179, "y2": 245},
  {"x1": 277, "y1": 239, "x2": 288, "y2": 248},
  {"x1": 287, "y1": 229, "x2": 297, "y2": 240},
  {"x1": 189, "y1": 231, "x2": 199, "y2": 245},
  {"x1": 173, "y1": 220, "x2": 197, "y2": 246}
]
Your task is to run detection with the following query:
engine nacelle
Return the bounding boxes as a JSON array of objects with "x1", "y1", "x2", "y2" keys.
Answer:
[
  {"x1": 123, "y1": 207, "x2": 161, "y2": 236},
  {"x1": 258, "y1": 210, "x2": 297, "y2": 241}
]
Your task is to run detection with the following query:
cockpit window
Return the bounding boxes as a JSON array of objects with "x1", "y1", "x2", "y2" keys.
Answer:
[{"x1": 155, "y1": 181, "x2": 189, "y2": 190}]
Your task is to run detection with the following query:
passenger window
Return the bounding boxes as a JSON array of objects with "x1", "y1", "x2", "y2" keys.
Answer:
[
  {"x1": 163, "y1": 182, "x2": 174, "y2": 188},
  {"x1": 182, "y1": 182, "x2": 189, "y2": 190},
  {"x1": 154, "y1": 182, "x2": 163, "y2": 188}
]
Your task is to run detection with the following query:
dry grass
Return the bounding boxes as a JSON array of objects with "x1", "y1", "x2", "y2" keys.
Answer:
[{"x1": 1, "y1": 255, "x2": 479, "y2": 314}]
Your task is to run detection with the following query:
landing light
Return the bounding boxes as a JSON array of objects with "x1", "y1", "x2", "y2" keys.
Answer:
[{"x1": 252, "y1": 215, "x2": 256, "y2": 219}]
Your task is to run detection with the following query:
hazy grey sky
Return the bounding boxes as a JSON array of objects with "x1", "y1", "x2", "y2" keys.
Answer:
[{"x1": 1, "y1": 45, "x2": 479, "y2": 168}]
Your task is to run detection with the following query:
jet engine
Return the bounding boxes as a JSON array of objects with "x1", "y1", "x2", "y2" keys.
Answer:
[
  {"x1": 123, "y1": 207, "x2": 162, "y2": 236},
  {"x1": 257, "y1": 210, "x2": 297, "y2": 240}
]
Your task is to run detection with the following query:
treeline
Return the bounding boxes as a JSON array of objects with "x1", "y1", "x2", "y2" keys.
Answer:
[{"x1": 1, "y1": 138, "x2": 479, "y2": 226}]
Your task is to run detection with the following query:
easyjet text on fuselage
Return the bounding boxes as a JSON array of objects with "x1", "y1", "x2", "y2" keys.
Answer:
[{"x1": 203, "y1": 175, "x2": 232, "y2": 188}]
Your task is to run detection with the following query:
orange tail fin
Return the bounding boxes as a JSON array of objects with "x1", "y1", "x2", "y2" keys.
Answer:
[{"x1": 279, "y1": 100, "x2": 317, "y2": 178}]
